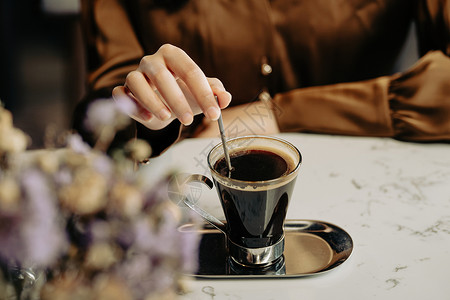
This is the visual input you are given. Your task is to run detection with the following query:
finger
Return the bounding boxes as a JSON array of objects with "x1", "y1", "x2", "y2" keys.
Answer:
[
  {"x1": 159, "y1": 44, "x2": 221, "y2": 121},
  {"x1": 125, "y1": 71, "x2": 172, "y2": 121},
  {"x1": 113, "y1": 86, "x2": 176, "y2": 130},
  {"x1": 139, "y1": 54, "x2": 194, "y2": 125},
  {"x1": 176, "y1": 77, "x2": 232, "y2": 114},
  {"x1": 112, "y1": 86, "x2": 152, "y2": 121},
  {"x1": 207, "y1": 78, "x2": 232, "y2": 109}
]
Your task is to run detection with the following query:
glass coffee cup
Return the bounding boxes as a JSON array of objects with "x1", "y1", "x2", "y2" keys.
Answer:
[{"x1": 184, "y1": 135, "x2": 301, "y2": 267}]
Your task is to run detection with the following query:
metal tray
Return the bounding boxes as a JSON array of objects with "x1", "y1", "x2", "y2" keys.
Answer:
[{"x1": 179, "y1": 219, "x2": 353, "y2": 279}]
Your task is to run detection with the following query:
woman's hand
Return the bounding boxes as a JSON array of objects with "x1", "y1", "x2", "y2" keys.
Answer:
[{"x1": 112, "y1": 44, "x2": 232, "y2": 130}]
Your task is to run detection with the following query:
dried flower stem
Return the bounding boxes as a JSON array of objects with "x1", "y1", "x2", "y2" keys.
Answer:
[{"x1": 93, "y1": 127, "x2": 116, "y2": 152}]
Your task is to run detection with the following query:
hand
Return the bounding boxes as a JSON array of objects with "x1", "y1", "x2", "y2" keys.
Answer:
[{"x1": 112, "y1": 44, "x2": 232, "y2": 130}]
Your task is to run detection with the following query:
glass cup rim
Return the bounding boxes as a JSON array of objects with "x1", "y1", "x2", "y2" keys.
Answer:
[{"x1": 207, "y1": 135, "x2": 302, "y2": 186}]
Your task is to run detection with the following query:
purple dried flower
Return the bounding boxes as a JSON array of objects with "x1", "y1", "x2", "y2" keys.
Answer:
[
  {"x1": 83, "y1": 99, "x2": 132, "y2": 137},
  {"x1": 132, "y1": 218, "x2": 159, "y2": 253},
  {"x1": 1, "y1": 99, "x2": 202, "y2": 300},
  {"x1": 178, "y1": 229, "x2": 201, "y2": 273},
  {"x1": 113, "y1": 95, "x2": 137, "y2": 116},
  {"x1": 53, "y1": 168, "x2": 73, "y2": 187},
  {"x1": 110, "y1": 203, "x2": 200, "y2": 298},
  {"x1": 115, "y1": 253, "x2": 152, "y2": 299},
  {"x1": 0, "y1": 169, "x2": 68, "y2": 267},
  {"x1": 91, "y1": 154, "x2": 114, "y2": 178},
  {"x1": 20, "y1": 170, "x2": 68, "y2": 267},
  {"x1": 66, "y1": 134, "x2": 91, "y2": 154},
  {"x1": 90, "y1": 220, "x2": 112, "y2": 242}
]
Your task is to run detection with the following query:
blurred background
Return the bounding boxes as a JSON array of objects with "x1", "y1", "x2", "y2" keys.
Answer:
[
  {"x1": 0, "y1": 0, "x2": 419, "y2": 150},
  {"x1": 0, "y1": 0, "x2": 84, "y2": 149}
]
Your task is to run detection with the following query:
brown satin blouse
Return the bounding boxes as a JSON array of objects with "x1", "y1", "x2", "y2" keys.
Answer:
[{"x1": 77, "y1": 0, "x2": 450, "y2": 154}]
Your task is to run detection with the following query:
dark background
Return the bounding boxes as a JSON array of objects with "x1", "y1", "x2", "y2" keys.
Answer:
[{"x1": 0, "y1": 0, "x2": 85, "y2": 149}]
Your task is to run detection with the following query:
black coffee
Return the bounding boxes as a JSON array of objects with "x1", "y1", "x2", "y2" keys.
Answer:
[
  {"x1": 213, "y1": 149, "x2": 296, "y2": 248},
  {"x1": 214, "y1": 149, "x2": 289, "y2": 181}
]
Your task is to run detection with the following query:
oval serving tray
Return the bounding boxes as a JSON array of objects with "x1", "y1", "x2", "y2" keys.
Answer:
[{"x1": 179, "y1": 219, "x2": 353, "y2": 279}]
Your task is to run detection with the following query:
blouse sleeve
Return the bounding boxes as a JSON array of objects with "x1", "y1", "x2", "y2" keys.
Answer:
[
  {"x1": 389, "y1": 51, "x2": 450, "y2": 141},
  {"x1": 80, "y1": 0, "x2": 143, "y2": 91},
  {"x1": 273, "y1": 0, "x2": 450, "y2": 142},
  {"x1": 75, "y1": 0, "x2": 182, "y2": 156},
  {"x1": 273, "y1": 51, "x2": 450, "y2": 142}
]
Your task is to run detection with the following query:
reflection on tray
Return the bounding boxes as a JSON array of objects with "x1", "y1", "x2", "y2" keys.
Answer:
[{"x1": 180, "y1": 220, "x2": 353, "y2": 279}]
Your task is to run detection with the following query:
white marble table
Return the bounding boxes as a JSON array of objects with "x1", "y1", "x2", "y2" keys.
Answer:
[{"x1": 148, "y1": 133, "x2": 450, "y2": 300}]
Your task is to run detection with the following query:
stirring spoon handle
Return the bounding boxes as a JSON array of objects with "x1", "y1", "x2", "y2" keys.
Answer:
[{"x1": 215, "y1": 96, "x2": 233, "y2": 173}]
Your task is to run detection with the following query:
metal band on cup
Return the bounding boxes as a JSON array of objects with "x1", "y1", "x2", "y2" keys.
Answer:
[{"x1": 228, "y1": 235, "x2": 285, "y2": 267}]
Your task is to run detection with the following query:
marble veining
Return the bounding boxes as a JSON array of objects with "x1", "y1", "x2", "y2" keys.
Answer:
[{"x1": 147, "y1": 133, "x2": 450, "y2": 300}]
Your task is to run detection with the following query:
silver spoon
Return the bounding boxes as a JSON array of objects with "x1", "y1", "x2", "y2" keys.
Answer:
[{"x1": 215, "y1": 96, "x2": 233, "y2": 175}]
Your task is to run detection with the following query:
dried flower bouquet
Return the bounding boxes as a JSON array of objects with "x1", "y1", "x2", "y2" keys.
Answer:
[{"x1": 0, "y1": 99, "x2": 199, "y2": 300}]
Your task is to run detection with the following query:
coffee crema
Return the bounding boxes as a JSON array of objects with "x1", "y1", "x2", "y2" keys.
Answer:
[{"x1": 214, "y1": 149, "x2": 291, "y2": 181}]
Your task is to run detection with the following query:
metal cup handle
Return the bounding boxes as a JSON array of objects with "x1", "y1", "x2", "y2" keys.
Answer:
[{"x1": 183, "y1": 174, "x2": 227, "y2": 234}]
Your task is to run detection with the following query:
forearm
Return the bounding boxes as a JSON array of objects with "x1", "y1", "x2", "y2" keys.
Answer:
[{"x1": 193, "y1": 92, "x2": 280, "y2": 139}]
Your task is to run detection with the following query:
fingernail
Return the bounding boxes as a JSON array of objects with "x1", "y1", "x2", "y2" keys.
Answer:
[
  {"x1": 206, "y1": 106, "x2": 221, "y2": 121},
  {"x1": 158, "y1": 108, "x2": 171, "y2": 121},
  {"x1": 180, "y1": 112, "x2": 193, "y2": 125}
]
